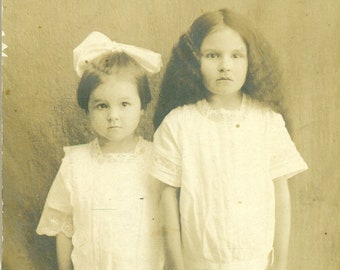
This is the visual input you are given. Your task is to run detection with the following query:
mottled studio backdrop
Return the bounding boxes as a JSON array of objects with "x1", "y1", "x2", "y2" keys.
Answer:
[{"x1": 2, "y1": 0, "x2": 339, "y2": 269}]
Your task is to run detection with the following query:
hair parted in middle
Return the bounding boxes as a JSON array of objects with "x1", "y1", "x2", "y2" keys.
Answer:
[
  {"x1": 77, "y1": 52, "x2": 151, "y2": 113},
  {"x1": 153, "y1": 8, "x2": 283, "y2": 128}
]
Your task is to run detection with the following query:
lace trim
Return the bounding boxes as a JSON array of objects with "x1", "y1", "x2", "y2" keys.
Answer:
[
  {"x1": 196, "y1": 95, "x2": 248, "y2": 126},
  {"x1": 37, "y1": 216, "x2": 73, "y2": 238},
  {"x1": 60, "y1": 216, "x2": 74, "y2": 237},
  {"x1": 152, "y1": 152, "x2": 180, "y2": 176},
  {"x1": 89, "y1": 137, "x2": 148, "y2": 163}
]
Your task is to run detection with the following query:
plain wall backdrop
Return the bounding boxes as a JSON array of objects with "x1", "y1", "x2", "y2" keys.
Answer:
[{"x1": 2, "y1": 0, "x2": 339, "y2": 269}]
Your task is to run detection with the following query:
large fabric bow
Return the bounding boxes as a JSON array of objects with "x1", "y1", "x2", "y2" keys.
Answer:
[{"x1": 73, "y1": 31, "x2": 162, "y2": 77}]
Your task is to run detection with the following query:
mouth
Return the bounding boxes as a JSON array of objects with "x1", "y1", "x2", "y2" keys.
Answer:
[
  {"x1": 217, "y1": 77, "x2": 232, "y2": 81},
  {"x1": 108, "y1": 126, "x2": 121, "y2": 129}
]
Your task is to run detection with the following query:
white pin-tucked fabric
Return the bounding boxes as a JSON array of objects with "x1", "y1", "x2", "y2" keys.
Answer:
[
  {"x1": 73, "y1": 31, "x2": 162, "y2": 77},
  {"x1": 150, "y1": 94, "x2": 308, "y2": 270},
  {"x1": 37, "y1": 137, "x2": 164, "y2": 269}
]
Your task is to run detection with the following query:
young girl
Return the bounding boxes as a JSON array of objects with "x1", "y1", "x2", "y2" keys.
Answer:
[
  {"x1": 150, "y1": 9, "x2": 308, "y2": 270},
  {"x1": 37, "y1": 31, "x2": 164, "y2": 270}
]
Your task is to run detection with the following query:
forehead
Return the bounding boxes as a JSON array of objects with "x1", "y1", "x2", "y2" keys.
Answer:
[
  {"x1": 91, "y1": 74, "x2": 139, "y2": 99},
  {"x1": 200, "y1": 25, "x2": 247, "y2": 51}
]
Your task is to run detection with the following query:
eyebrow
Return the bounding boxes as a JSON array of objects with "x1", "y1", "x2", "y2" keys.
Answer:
[
  {"x1": 201, "y1": 47, "x2": 247, "y2": 53},
  {"x1": 90, "y1": 99, "x2": 106, "y2": 103},
  {"x1": 90, "y1": 97, "x2": 135, "y2": 103},
  {"x1": 233, "y1": 48, "x2": 247, "y2": 52}
]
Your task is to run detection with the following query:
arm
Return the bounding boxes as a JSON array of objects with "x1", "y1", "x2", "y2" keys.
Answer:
[
  {"x1": 56, "y1": 232, "x2": 73, "y2": 270},
  {"x1": 161, "y1": 183, "x2": 185, "y2": 270},
  {"x1": 270, "y1": 176, "x2": 291, "y2": 270}
]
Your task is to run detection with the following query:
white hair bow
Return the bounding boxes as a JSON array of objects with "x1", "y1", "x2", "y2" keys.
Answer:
[{"x1": 73, "y1": 31, "x2": 162, "y2": 77}]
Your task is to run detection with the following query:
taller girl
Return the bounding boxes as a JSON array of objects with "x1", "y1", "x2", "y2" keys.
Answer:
[{"x1": 150, "y1": 9, "x2": 307, "y2": 270}]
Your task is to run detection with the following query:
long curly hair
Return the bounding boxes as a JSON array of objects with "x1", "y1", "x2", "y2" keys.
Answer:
[{"x1": 153, "y1": 8, "x2": 283, "y2": 128}]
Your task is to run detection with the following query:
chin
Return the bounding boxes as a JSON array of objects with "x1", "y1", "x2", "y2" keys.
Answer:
[{"x1": 212, "y1": 90, "x2": 240, "y2": 96}]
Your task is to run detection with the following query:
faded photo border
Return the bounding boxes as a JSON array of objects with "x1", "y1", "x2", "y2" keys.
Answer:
[{"x1": 2, "y1": 1, "x2": 339, "y2": 269}]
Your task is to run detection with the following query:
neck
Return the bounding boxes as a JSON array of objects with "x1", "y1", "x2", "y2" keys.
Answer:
[
  {"x1": 207, "y1": 91, "x2": 243, "y2": 110},
  {"x1": 98, "y1": 134, "x2": 139, "y2": 153}
]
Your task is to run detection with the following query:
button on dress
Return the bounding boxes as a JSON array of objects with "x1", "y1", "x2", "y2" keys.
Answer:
[{"x1": 150, "y1": 95, "x2": 307, "y2": 270}]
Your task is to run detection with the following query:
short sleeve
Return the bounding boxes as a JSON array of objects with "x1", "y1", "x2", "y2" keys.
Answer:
[
  {"x1": 268, "y1": 112, "x2": 308, "y2": 180},
  {"x1": 36, "y1": 155, "x2": 73, "y2": 238},
  {"x1": 149, "y1": 110, "x2": 183, "y2": 187}
]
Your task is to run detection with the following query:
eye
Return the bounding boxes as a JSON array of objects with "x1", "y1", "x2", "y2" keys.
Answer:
[
  {"x1": 121, "y1": 101, "x2": 130, "y2": 107},
  {"x1": 205, "y1": 52, "x2": 219, "y2": 59},
  {"x1": 231, "y1": 53, "x2": 244, "y2": 59},
  {"x1": 96, "y1": 103, "x2": 108, "y2": 110}
]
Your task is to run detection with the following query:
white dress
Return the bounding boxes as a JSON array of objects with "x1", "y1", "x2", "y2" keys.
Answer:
[
  {"x1": 37, "y1": 137, "x2": 164, "y2": 270},
  {"x1": 150, "y1": 95, "x2": 308, "y2": 270}
]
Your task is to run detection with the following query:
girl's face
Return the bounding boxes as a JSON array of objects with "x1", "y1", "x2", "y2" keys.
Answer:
[
  {"x1": 200, "y1": 26, "x2": 248, "y2": 99},
  {"x1": 88, "y1": 74, "x2": 143, "y2": 148}
]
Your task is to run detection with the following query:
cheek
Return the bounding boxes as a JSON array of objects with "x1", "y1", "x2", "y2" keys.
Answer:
[
  {"x1": 201, "y1": 59, "x2": 216, "y2": 74},
  {"x1": 200, "y1": 60, "x2": 208, "y2": 74},
  {"x1": 127, "y1": 112, "x2": 142, "y2": 131},
  {"x1": 88, "y1": 111, "x2": 95, "y2": 123},
  {"x1": 200, "y1": 63, "x2": 212, "y2": 85},
  {"x1": 236, "y1": 61, "x2": 248, "y2": 78},
  {"x1": 135, "y1": 110, "x2": 143, "y2": 122},
  {"x1": 127, "y1": 108, "x2": 143, "y2": 123},
  {"x1": 89, "y1": 116, "x2": 97, "y2": 130},
  {"x1": 88, "y1": 111, "x2": 103, "y2": 127},
  {"x1": 242, "y1": 59, "x2": 248, "y2": 74}
]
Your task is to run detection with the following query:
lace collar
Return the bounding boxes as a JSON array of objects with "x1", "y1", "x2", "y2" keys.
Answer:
[
  {"x1": 89, "y1": 136, "x2": 147, "y2": 162},
  {"x1": 196, "y1": 94, "x2": 248, "y2": 125}
]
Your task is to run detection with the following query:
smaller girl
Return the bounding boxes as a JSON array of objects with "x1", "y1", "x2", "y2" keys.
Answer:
[
  {"x1": 150, "y1": 9, "x2": 308, "y2": 270},
  {"x1": 37, "y1": 31, "x2": 164, "y2": 270}
]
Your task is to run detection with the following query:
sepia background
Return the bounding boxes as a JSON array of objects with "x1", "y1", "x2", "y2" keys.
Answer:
[{"x1": 2, "y1": 0, "x2": 339, "y2": 269}]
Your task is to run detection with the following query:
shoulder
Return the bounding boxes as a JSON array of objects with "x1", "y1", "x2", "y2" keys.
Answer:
[
  {"x1": 154, "y1": 103, "x2": 199, "y2": 142},
  {"x1": 161, "y1": 102, "x2": 200, "y2": 126},
  {"x1": 138, "y1": 137, "x2": 152, "y2": 153},
  {"x1": 136, "y1": 137, "x2": 153, "y2": 162},
  {"x1": 59, "y1": 141, "x2": 98, "y2": 183},
  {"x1": 246, "y1": 96, "x2": 284, "y2": 124},
  {"x1": 153, "y1": 105, "x2": 194, "y2": 147},
  {"x1": 62, "y1": 141, "x2": 93, "y2": 158}
]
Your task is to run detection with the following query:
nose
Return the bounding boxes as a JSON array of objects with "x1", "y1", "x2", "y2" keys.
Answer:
[
  {"x1": 218, "y1": 56, "x2": 232, "y2": 72},
  {"x1": 107, "y1": 107, "x2": 120, "y2": 121}
]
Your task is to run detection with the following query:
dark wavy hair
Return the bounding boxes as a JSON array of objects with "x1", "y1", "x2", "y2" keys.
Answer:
[
  {"x1": 77, "y1": 52, "x2": 151, "y2": 112},
  {"x1": 153, "y1": 8, "x2": 283, "y2": 128}
]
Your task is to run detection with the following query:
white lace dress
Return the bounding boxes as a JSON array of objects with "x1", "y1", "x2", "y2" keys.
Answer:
[
  {"x1": 37, "y1": 137, "x2": 164, "y2": 270},
  {"x1": 150, "y1": 95, "x2": 308, "y2": 270}
]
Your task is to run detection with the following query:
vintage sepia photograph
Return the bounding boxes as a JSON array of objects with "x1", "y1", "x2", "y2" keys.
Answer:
[{"x1": 2, "y1": 1, "x2": 339, "y2": 269}]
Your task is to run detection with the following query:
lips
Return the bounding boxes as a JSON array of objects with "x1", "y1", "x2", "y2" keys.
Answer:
[{"x1": 217, "y1": 77, "x2": 232, "y2": 81}]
